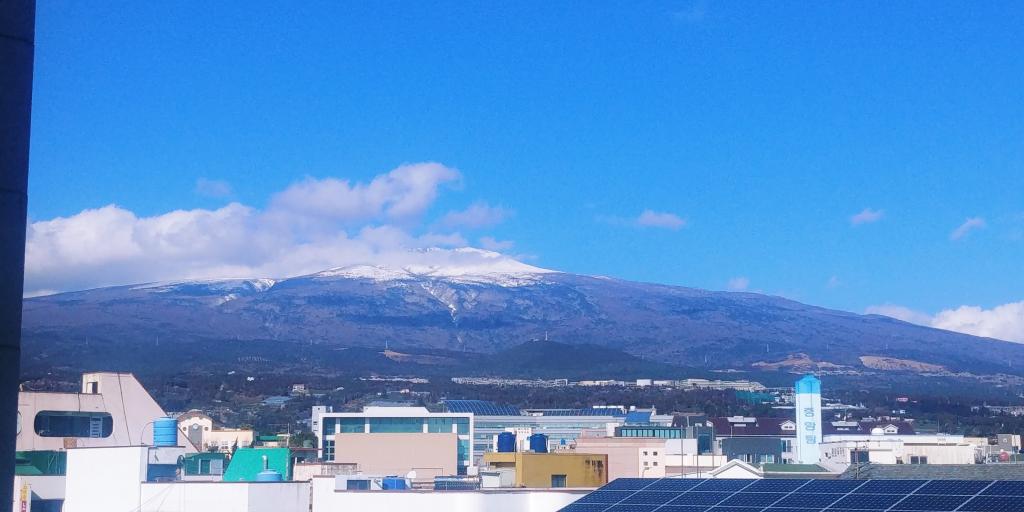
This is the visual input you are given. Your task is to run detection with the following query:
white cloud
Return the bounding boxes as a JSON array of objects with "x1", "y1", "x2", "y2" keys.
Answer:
[
  {"x1": 850, "y1": 208, "x2": 884, "y2": 226},
  {"x1": 23, "y1": 163, "x2": 525, "y2": 294},
  {"x1": 636, "y1": 209, "x2": 687, "y2": 230},
  {"x1": 195, "y1": 178, "x2": 233, "y2": 198},
  {"x1": 727, "y1": 276, "x2": 749, "y2": 291},
  {"x1": 931, "y1": 302, "x2": 1024, "y2": 342},
  {"x1": 950, "y1": 217, "x2": 986, "y2": 241},
  {"x1": 826, "y1": 275, "x2": 842, "y2": 288},
  {"x1": 479, "y1": 236, "x2": 515, "y2": 251},
  {"x1": 440, "y1": 202, "x2": 512, "y2": 229},
  {"x1": 866, "y1": 301, "x2": 1024, "y2": 343},
  {"x1": 269, "y1": 162, "x2": 460, "y2": 224}
]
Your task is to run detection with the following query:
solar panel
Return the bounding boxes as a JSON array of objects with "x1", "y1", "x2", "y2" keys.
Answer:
[
  {"x1": 576, "y1": 490, "x2": 638, "y2": 504},
  {"x1": 890, "y1": 494, "x2": 971, "y2": 511},
  {"x1": 743, "y1": 479, "x2": 809, "y2": 492},
  {"x1": 915, "y1": 480, "x2": 991, "y2": 495},
  {"x1": 610, "y1": 503, "x2": 659, "y2": 512},
  {"x1": 830, "y1": 493, "x2": 905, "y2": 510},
  {"x1": 560, "y1": 478, "x2": 1024, "y2": 512},
  {"x1": 562, "y1": 504, "x2": 613, "y2": 512},
  {"x1": 771, "y1": 492, "x2": 843, "y2": 508},
  {"x1": 644, "y1": 479, "x2": 703, "y2": 491},
  {"x1": 601, "y1": 479, "x2": 656, "y2": 491},
  {"x1": 718, "y1": 492, "x2": 785, "y2": 507},
  {"x1": 606, "y1": 504, "x2": 660, "y2": 512},
  {"x1": 623, "y1": 491, "x2": 688, "y2": 504},
  {"x1": 853, "y1": 479, "x2": 926, "y2": 494},
  {"x1": 441, "y1": 399, "x2": 521, "y2": 415},
  {"x1": 668, "y1": 492, "x2": 734, "y2": 506},
  {"x1": 693, "y1": 479, "x2": 756, "y2": 492},
  {"x1": 798, "y1": 480, "x2": 865, "y2": 493},
  {"x1": 961, "y1": 495, "x2": 1024, "y2": 511},
  {"x1": 981, "y1": 481, "x2": 1024, "y2": 496}
]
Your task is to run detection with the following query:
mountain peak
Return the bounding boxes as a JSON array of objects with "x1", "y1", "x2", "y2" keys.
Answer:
[{"x1": 312, "y1": 247, "x2": 556, "y2": 286}]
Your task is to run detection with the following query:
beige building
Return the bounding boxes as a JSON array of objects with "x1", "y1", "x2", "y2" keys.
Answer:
[
  {"x1": 17, "y1": 372, "x2": 194, "y2": 452},
  {"x1": 177, "y1": 410, "x2": 253, "y2": 453},
  {"x1": 573, "y1": 436, "x2": 668, "y2": 479},
  {"x1": 333, "y1": 432, "x2": 458, "y2": 481}
]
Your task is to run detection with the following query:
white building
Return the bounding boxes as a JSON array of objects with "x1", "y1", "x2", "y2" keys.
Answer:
[
  {"x1": 819, "y1": 433, "x2": 976, "y2": 472},
  {"x1": 17, "y1": 372, "x2": 194, "y2": 452}
]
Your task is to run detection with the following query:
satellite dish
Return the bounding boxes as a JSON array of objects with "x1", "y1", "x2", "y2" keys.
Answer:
[{"x1": 406, "y1": 470, "x2": 417, "y2": 480}]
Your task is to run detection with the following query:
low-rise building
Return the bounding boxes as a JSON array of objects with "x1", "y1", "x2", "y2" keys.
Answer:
[
  {"x1": 818, "y1": 433, "x2": 976, "y2": 472},
  {"x1": 333, "y1": 432, "x2": 459, "y2": 483},
  {"x1": 17, "y1": 372, "x2": 194, "y2": 452},
  {"x1": 176, "y1": 410, "x2": 253, "y2": 453},
  {"x1": 313, "y1": 405, "x2": 474, "y2": 475},
  {"x1": 573, "y1": 436, "x2": 669, "y2": 479},
  {"x1": 482, "y1": 452, "x2": 608, "y2": 488}
]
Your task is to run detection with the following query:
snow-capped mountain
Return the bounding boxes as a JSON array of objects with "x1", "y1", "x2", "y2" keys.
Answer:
[
  {"x1": 21, "y1": 250, "x2": 1024, "y2": 380},
  {"x1": 314, "y1": 248, "x2": 556, "y2": 287}
]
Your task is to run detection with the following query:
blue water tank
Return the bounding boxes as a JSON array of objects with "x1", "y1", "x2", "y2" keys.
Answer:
[
  {"x1": 497, "y1": 432, "x2": 516, "y2": 452},
  {"x1": 382, "y1": 477, "x2": 408, "y2": 490},
  {"x1": 529, "y1": 433, "x2": 548, "y2": 453},
  {"x1": 255, "y1": 469, "x2": 283, "y2": 482},
  {"x1": 153, "y1": 417, "x2": 178, "y2": 447}
]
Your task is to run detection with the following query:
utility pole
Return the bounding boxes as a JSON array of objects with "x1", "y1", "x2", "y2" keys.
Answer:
[{"x1": 0, "y1": 0, "x2": 36, "y2": 507}]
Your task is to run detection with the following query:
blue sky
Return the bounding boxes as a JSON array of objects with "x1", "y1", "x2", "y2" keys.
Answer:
[{"x1": 26, "y1": 2, "x2": 1024, "y2": 334}]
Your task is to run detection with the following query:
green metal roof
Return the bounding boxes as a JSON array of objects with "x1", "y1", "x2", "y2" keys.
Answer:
[
  {"x1": 222, "y1": 448, "x2": 290, "y2": 482},
  {"x1": 15, "y1": 451, "x2": 66, "y2": 476}
]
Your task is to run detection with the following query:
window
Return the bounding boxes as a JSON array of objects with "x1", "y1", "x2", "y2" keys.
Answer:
[
  {"x1": 337, "y1": 418, "x2": 365, "y2": 433},
  {"x1": 653, "y1": 451, "x2": 658, "y2": 456},
  {"x1": 347, "y1": 479, "x2": 370, "y2": 490},
  {"x1": 643, "y1": 451, "x2": 648, "y2": 456},
  {"x1": 653, "y1": 461, "x2": 658, "y2": 466},
  {"x1": 551, "y1": 474, "x2": 567, "y2": 488},
  {"x1": 427, "y1": 418, "x2": 454, "y2": 433},
  {"x1": 454, "y1": 417, "x2": 470, "y2": 435},
  {"x1": 368, "y1": 418, "x2": 422, "y2": 433},
  {"x1": 34, "y1": 411, "x2": 113, "y2": 438},
  {"x1": 850, "y1": 450, "x2": 869, "y2": 464},
  {"x1": 910, "y1": 455, "x2": 928, "y2": 465}
]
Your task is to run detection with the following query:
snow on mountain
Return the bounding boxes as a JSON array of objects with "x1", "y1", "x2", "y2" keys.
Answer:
[
  {"x1": 314, "y1": 248, "x2": 556, "y2": 287},
  {"x1": 130, "y1": 278, "x2": 277, "y2": 293}
]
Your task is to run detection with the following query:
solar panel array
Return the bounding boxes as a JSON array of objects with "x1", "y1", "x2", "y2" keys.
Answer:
[
  {"x1": 532, "y1": 408, "x2": 627, "y2": 417},
  {"x1": 442, "y1": 399, "x2": 522, "y2": 416},
  {"x1": 560, "y1": 478, "x2": 1024, "y2": 512}
]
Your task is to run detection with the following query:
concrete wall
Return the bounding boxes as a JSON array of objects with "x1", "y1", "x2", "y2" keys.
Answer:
[
  {"x1": 310, "y1": 477, "x2": 585, "y2": 512},
  {"x1": 333, "y1": 433, "x2": 457, "y2": 480},
  {"x1": 573, "y1": 437, "x2": 665, "y2": 479},
  {"x1": 138, "y1": 482, "x2": 310, "y2": 512},
  {"x1": 63, "y1": 446, "x2": 147, "y2": 512}
]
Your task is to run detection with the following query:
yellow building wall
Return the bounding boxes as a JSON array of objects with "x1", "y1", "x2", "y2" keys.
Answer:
[{"x1": 483, "y1": 452, "x2": 607, "y2": 488}]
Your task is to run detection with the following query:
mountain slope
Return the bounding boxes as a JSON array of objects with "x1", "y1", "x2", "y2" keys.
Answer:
[{"x1": 21, "y1": 255, "x2": 1024, "y2": 378}]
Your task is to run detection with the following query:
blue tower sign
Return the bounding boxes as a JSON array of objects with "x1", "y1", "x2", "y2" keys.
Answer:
[{"x1": 794, "y1": 374, "x2": 822, "y2": 464}]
